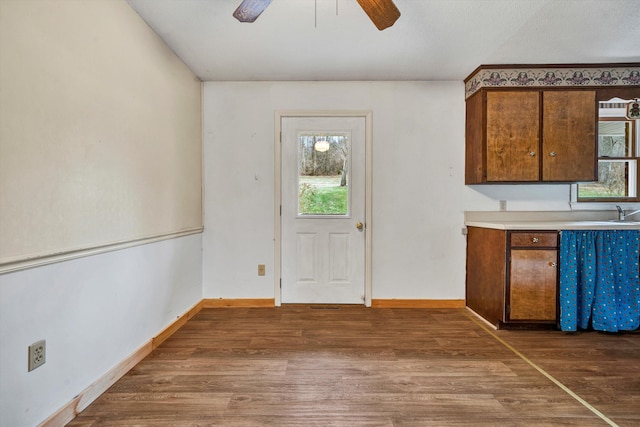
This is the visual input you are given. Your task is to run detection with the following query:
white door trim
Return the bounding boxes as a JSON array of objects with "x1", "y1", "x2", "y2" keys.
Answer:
[{"x1": 274, "y1": 110, "x2": 372, "y2": 306}]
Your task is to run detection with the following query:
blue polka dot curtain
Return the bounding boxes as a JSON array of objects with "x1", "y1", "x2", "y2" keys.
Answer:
[{"x1": 559, "y1": 230, "x2": 640, "y2": 332}]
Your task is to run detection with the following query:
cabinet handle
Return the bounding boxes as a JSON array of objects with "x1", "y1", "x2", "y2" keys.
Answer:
[
  {"x1": 529, "y1": 151, "x2": 536, "y2": 157},
  {"x1": 549, "y1": 151, "x2": 557, "y2": 157},
  {"x1": 532, "y1": 237, "x2": 539, "y2": 243},
  {"x1": 549, "y1": 261, "x2": 558, "y2": 268}
]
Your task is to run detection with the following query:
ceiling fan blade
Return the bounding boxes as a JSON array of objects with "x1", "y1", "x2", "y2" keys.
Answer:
[
  {"x1": 233, "y1": 0, "x2": 273, "y2": 23},
  {"x1": 356, "y1": 0, "x2": 401, "y2": 30}
]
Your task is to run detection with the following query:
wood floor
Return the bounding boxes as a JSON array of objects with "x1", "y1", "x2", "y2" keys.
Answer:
[{"x1": 68, "y1": 306, "x2": 639, "y2": 426}]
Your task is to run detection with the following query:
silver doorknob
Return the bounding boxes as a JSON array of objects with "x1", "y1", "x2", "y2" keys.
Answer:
[{"x1": 356, "y1": 222, "x2": 364, "y2": 231}]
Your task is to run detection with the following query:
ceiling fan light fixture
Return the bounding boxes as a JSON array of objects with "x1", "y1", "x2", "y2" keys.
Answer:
[
  {"x1": 355, "y1": 0, "x2": 401, "y2": 30},
  {"x1": 232, "y1": 0, "x2": 401, "y2": 30},
  {"x1": 233, "y1": 0, "x2": 273, "y2": 23}
]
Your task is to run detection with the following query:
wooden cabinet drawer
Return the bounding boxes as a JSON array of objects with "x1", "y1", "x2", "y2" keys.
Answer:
[{"x1": 510, "y1": 232, "x2": 557, "y2": 248}]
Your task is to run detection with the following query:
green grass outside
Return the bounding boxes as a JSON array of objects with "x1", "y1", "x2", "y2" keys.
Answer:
[
  {"x1": 299, "y1": 175, "x2": 348, "y2": 215},
  {"x1": 578, "y1": 185, "x2": 625, "y2": 198}
]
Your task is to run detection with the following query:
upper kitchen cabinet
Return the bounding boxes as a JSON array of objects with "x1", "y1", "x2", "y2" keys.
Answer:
[
  {"x1": 467, "y1": 87, "x2": 596, "y2": 184},
  {"x1": 465, "y1": 64, "x2": 640, "y2": 185}
]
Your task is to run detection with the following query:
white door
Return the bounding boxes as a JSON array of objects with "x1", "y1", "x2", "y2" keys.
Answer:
[{"x1": 281, "y1": 116, "x2": 366, "y2": 304}]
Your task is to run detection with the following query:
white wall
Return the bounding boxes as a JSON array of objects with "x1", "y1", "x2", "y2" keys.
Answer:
[
  {"x1": 0, "y1": 1, "x2": 203, "y2": 426},
  {"x1": 203, "y1": 81, "x2": 572, "y2": 301},
  {"x1": 0, "y1": 235, "x2": 202, "y2": 427}
]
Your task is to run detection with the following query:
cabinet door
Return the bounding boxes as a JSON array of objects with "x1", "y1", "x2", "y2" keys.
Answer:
[
  {"x1": 542, "y1": 91, "x2": 597, "y2": 181},
  {"x1": 509, "y1": 249, "x2": 557, "y2": 321},
  {"x1": 486, "y1": 92, "x2": 540, "y2": 181}
]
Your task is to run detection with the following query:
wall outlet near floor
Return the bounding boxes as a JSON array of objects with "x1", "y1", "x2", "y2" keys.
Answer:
[
  {"x1": 28, "y1": 340, "x2": 46, "y2": 371},
  {"x1": 258, "y1": 264, "x2": 266, "y2": 276},
  {"x1": 499, "y1": 200, "x2": 507, "y2": 211}
]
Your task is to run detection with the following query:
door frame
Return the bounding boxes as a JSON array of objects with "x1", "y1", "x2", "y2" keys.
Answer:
[{"x1": 274, "y1": 110, "x2": 373, "y2": 306}]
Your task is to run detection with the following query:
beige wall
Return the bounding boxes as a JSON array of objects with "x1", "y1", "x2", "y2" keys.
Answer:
[{"x1": 0, "y1": 0, "x2": 202, "y2": 265}]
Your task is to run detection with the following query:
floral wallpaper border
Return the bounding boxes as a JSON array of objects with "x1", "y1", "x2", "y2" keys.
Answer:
[{"x1": 465, "y1": 66, "x2": 640, "y2": 99}]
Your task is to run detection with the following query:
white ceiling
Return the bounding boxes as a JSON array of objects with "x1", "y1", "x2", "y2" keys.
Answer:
[{"x1": 126, "y1": 0, "x2": 640, "y2": 82}]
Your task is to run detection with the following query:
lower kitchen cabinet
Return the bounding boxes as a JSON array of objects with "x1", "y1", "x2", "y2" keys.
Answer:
[{"x1": 466, "y1": 226, "x2": 558, "y2": 329}]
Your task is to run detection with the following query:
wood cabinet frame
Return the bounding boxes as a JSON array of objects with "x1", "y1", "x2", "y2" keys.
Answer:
[{"x1": 466, "y1": 227, "x2": 559, "y2": 329}]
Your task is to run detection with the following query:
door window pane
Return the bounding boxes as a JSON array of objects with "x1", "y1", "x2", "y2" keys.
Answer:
[{"x1": 297, "y1": 133, "x2": 350, "y2": 216}]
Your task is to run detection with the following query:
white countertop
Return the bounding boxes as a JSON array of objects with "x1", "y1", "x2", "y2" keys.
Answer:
[
  {"x1": 464, "y1": 211, "x2": 640, "y2": 230},
  {"x1": 465, "y1": 220, "x2": 640, "y2": 230}
]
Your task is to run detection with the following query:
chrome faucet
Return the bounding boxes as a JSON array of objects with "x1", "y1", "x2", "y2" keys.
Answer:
[{"x1": 616, "y1": 205, "x2": 640, "y2": 221}]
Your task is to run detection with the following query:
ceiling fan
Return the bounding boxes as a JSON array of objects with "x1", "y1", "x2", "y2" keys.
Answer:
[{"x1": 233, "y1": 0, "x2": 401, "y2": 31}]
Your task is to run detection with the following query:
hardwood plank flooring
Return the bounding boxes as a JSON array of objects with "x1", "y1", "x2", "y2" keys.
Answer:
[{"x1": 68, "y1": 306, "x2": 639, "y2": 426}]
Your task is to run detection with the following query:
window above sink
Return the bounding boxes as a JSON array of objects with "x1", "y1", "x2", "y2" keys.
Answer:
[{"x1": 577, "y1": 98, "x2": 639, "y2": 202}]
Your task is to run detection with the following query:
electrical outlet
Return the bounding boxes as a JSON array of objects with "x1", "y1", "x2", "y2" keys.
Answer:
[
  {"x1": 258, "y1": 264, "x2": 266, "y2": 276},
  {"x1": 28, "y1": 340, "x2": 46, "y2": 371},
  {"x1": 499, "y1": 200, "x2": 507, "y2": 211}
]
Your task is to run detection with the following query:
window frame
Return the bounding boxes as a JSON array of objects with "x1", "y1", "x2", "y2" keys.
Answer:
[{"x1": 577, "y1": 112, "x2": 640, "y2": 203}]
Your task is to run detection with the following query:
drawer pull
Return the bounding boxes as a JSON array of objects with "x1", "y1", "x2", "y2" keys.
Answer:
[
  {"x1": 532, "y1": 237, "x2": 539, "y2": 243},
  {"x1": 549, "y1": 262, "x2": 558, "y2": 268}
]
